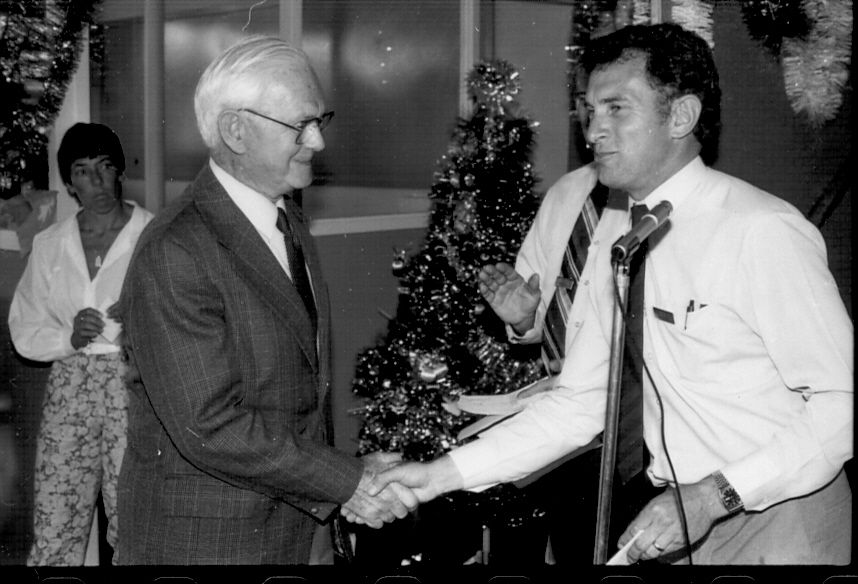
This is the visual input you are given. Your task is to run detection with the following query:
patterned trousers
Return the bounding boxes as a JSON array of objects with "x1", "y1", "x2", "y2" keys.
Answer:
[{"x1": 26, "y1": 352, "x2": 129, "y2": 566}]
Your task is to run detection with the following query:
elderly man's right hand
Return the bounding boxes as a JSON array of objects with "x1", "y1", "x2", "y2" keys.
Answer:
[
  {"x1": 478, "y1": 262, "x2": 540, "y2": 334},
  {"x1": 340, "y1": 452, "x2": 419, "y2": 528}
]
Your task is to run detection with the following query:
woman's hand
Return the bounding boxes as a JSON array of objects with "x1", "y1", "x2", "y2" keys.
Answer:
[{"x1": 71, "y1": 307, "x2": 105, "y2": 349}]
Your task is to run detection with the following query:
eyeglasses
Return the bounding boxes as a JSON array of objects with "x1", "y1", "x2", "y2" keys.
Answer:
[{"x1": 238, "y1": 108, "x2": 334, "y2": 145}]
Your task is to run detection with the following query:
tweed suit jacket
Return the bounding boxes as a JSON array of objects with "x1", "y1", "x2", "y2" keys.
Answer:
[{"x1": 117, "y1": 163, "x2": 363, "y2": 564}]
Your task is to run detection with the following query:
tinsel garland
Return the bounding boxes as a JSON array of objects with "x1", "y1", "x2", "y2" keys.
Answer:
[
  {"x1": 0, "y1": 0, "x2": 102, "y2": 197},
  {"x1": 633, "y1": 0, "x2": 652, "y2": 24},
  {"x1": 564, "y1": 0, "x2": 851, "y2": 127},
  {"x1": 351, "y1": 60, "x2": 547, "y2": 554},
  {"x1": 671, "y1": 0, "x2": 715, "y2": 48},
  {"x1": 781, "y1": 0, "x2": 852, "y2": 125}
]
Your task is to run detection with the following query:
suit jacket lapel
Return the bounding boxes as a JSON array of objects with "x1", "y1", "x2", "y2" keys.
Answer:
[{"x1": 192, "y1": 166, "x2": 319, "y2": 371}]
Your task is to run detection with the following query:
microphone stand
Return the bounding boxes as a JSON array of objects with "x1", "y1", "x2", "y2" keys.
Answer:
[{"x1": 593, "y1": 256, "x2": 630, "y2": 564}]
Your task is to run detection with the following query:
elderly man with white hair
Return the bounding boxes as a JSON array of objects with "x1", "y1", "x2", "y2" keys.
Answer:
[{"x1": 116, "y1": 36, "x2": 416, "y2": 565}]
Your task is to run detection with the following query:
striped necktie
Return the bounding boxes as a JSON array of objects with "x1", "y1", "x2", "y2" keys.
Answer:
[
  {"x1": 616, "y1": 202, "x2": 649, "y2": 483},
  {"x1": 276, "y1": 206, "x2": 317, "y2": 333},
  {"x1": 542, "y1": 182, "x2": 608, "y2": 367}
]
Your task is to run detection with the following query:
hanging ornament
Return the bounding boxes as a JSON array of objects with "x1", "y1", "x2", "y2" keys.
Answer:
[
  {"x1": 671, "y1": 0, "x2": 715, "y2": 49},
  {"x1": 781, "y1": 0, "x2": 852, "y2": 125},
  {"x1": 419, "y1": 360, "x2": 449, "y2": 382},
  {"x1": 453, "y1": 198, "x2": 476, "y2": 233},
  {"x1": 391, "y1": 249, "x2": 407, "y2": 275}
]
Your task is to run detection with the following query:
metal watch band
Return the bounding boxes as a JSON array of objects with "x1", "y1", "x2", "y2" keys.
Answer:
[{"x1": 713, "y1": 470, "x2": 744, "y2": 513}]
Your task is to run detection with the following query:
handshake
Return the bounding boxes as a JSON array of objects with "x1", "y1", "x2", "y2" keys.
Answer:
[{"x1": 340, "y1": 452, "x2": 463, "y2": 528}]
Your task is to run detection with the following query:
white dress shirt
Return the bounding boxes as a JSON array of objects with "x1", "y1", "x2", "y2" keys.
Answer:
[
  {"x1": 209, "y1": 159, "x2": 293, "y2": 279},
  {"x1": 449, "y1": 157, "x2": 853, "y2": 512},
  {"x1": 509, "y1": 163, "x2": 598, "y2": 353},
  {"x1": 9, "y1": 201, "x2": 154, "y2": 360}
]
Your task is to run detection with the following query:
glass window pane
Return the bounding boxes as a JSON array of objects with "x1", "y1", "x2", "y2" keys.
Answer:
[
  {"x1": 304, "y1": 1, "x2": 460, "y2": 188},
  {"x1": 92, "y1": 1, "x2": 460, "y2": 190},
  {"x1": 92, "y1": 3, "x2": 278, "y2": 182}
]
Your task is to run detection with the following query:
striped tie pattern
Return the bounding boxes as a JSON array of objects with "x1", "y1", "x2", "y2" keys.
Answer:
[{"x1": 541, "y1": 182, "x2": 608, "y2": 367}]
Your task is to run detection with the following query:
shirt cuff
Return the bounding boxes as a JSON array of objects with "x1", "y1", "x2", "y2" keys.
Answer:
[
  {"x1": 721, "y1": 453, "x2": 780, "y2": 511},
  {"x1": 447, "y1": 444, "x2": 498, "y2": 493}
]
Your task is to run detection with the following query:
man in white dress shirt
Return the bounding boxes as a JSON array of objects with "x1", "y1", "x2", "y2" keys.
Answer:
[{"x1": 360, "y1": 23, "x2": 853, "y2": 565}]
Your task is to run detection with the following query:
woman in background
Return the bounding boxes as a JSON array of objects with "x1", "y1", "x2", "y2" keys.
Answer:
[{"x1": 8, "y1": 123, "x2": 153, "y2": 565}]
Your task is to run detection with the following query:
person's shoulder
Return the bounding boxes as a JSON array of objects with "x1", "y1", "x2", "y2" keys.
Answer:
[
  {"x1": 703, "y1": 167, "x2": 819, "y2": 244},
  {"x1": 705, "y1": 166, "x2": 804, "y2": 218},
  {"x1": 31, "y1": 213, "x2": 76, "y2": 247},
  {"x1": 133, "y1": 183, "x2": 204, "y2": 259},
  {"x1": 128, "y1": 200, "x2": 155, "y2": 222},
  {"x1": 542, "y1": 163, "x2": 598, "y2": 207},
  {"x1": 548, "y1": 164, "x2": 598, "y2": 194}
]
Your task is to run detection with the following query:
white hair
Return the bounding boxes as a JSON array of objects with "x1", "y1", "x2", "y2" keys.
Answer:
[{"x1": 193, "y1": 35, "x2": 311, "y2": 149}]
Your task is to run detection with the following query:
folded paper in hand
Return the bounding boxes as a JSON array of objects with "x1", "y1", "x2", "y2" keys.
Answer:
[
  {"x1": 96, "y1": 299, "x2": 122, "y2": 344},
  {"x1": 455, "y1": 377, "x2": 553, "y2": 440},
  {"x1": 606, "y1": 530, "x2": 644, "y2": 565}
]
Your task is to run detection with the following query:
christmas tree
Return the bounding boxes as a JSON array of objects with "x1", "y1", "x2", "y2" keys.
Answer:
[{"x1": 351, "y1": 60, "x2": 549, "y2": 566}]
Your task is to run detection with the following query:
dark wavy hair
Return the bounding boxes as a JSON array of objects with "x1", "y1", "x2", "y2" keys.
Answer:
[
  {"x1": 57, "y1": 122, "x2": 126, "y2": 184},
  {"x1": 582, "y1": 23, "x2": 721, "y2": 164}
]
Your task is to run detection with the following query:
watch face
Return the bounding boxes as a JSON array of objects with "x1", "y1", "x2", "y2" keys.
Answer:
[
  {"x1": 714, "y1": 471, "x2": 743, "y2": 512},
  {"x1": 723, "y1": 489, "x2": 742, "y2": 511}
]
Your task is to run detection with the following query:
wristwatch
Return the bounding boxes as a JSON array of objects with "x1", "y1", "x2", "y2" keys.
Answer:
[{"x1": 712, "y1": 470, "x2": 744, "y2": 514}]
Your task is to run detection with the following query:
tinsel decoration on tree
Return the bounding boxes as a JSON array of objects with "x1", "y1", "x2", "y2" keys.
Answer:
[
  {"x1": 780, "y1": 0, "x2": 852, "y2": 126},
  {"x1": 351, "y1": 60, "x2": 547, "y2": 564},
  {"x1": 0, "y1": 0, "x2": 102, "y2": 198},
  {"x1": 671, "y1": 0, "x2": 715, "y2": 48}
]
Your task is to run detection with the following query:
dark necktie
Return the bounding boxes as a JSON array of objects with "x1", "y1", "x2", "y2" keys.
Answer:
[
  {"x1": 542, "y1": 182, "x2": 609, "y2": 366},
  {"x1": 276, "y1": 206, "x2": 317, "y2": 331},
  {"x1": 617, "y1": 203, "x2": 649, "y2": 483}
]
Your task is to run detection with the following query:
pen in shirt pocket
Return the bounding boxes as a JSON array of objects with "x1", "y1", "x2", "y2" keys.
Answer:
[{"x1": 683, "y1": 299, "x2": 710, "y2": 329}]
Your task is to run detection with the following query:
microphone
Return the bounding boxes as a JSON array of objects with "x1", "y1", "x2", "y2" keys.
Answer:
[{"x1": 611, "y1": 200, "x2": 673, "y2": 262}]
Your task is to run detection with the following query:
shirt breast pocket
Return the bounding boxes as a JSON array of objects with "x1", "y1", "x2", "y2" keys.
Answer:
[{"x1": 655, "y1": 301, "x2": 770, "y2": 393}]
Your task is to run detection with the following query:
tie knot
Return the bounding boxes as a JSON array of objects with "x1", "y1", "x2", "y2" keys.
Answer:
[{"x1": 630, "y1": 203, "x2": 649, "y2": 225}]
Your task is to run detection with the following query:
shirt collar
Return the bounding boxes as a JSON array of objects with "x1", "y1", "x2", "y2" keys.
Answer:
[
  {"x1": 627, "y1": 156, "x2": 705, "y2": 214},
  {"x1": 209, "y1": 158, "x2": 282, "y2": 239}
]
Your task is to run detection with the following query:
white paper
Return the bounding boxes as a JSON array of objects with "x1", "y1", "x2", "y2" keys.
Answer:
[
  {"x1": 606, "y1": 530, "x2": 644, "y2": 565},
  {"x1": 97, "y1": 299, "x2": 122, "y2": 344},
  {"x1": 455, "y1": 376, "x2": 553, "y2": 416},
  {"x1": 456, "y1": 413, "x2": 514, "y2": 441}
]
